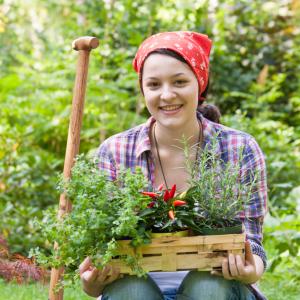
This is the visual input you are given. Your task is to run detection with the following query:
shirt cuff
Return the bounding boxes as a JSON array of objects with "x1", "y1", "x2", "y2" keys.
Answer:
[{"x1": 249, "y1": 240, "x2": 267, "y2": 270}]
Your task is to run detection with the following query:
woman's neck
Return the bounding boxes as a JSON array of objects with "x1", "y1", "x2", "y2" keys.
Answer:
[{"x1": 153, "y1": 117, "x2": 200, "y2": 151}]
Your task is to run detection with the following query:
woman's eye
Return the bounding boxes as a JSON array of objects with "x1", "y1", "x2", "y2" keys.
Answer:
[
  {"x1": 174, "y1": 80, "x2": 187, "y2": 86},
  {"x1": 147, "y1": 82, "x2": 160, "y2": 88}
]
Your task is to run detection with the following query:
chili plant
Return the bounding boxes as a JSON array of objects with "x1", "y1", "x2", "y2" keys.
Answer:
[{"x1": 139, "y1": 184, "x2": 191, "y2": 233}]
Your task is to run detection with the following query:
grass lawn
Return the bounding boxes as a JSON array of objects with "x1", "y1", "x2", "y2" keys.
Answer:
[
  {"x1": 0, "y1": 278, "x2": 91, "y2": 300},
  {"x1": 1, "y1": 269, "x2": 299, "y2": 300}
]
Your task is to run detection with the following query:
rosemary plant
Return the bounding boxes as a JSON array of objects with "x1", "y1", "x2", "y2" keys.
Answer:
[{"x1": 182, "y1": 134, "x2": 258, "y2": 232}]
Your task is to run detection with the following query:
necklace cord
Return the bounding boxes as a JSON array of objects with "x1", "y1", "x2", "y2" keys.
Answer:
[{"x1": 153, "y1": 120, "x2": 203, "y2": 191}]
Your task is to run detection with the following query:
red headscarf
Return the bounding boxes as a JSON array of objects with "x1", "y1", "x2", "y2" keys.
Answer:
[{"x1": 132, "y1": 31, "x2": 212, "y2": 100}]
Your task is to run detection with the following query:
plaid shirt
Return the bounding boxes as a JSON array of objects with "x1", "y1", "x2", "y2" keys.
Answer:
[{"x1": 97, "y1": 113, "x2": 268, "y2": 268}]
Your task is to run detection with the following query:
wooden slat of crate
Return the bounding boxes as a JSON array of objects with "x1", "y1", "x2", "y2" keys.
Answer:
[{"x1": 110, "y1": 232, "x2": 245, "y2": 274}]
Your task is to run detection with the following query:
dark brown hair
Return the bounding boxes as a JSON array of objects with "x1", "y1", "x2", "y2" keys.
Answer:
[{"x1": 143, "y1": 49, "x2": 221, "y2": 124}]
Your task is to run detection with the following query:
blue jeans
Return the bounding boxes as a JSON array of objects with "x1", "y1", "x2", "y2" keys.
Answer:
[{"x1": 101, "y1": 271, "x2": 257, "y2": 300}]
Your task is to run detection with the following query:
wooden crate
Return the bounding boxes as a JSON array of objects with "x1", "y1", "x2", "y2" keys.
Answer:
[{"x1": 109, "y1": 232, "x2": 246, "y2": 274}]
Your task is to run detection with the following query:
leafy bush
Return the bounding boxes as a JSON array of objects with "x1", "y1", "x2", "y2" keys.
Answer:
[
  {"x1": 0, "y1": 2, "x2": 299, "y2": 283},
  {"x1": 30, "y1": 156, "x2": 151, "y2": 283}
]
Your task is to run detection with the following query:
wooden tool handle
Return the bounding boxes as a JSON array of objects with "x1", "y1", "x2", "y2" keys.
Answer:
[
  {"x1": 49, "y1": 37, "x2": 99, "y2": 300},
  {"x1": 72, "y1": 36, "x2": 99, "y2": 51}
]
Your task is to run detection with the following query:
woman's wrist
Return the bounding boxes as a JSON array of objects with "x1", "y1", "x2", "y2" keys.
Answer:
[{"x1": 82, "y1": 283, "x2": 105, "y2": 298}]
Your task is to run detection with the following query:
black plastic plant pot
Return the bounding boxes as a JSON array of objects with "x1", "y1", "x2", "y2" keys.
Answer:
[{"x1": 200, "y1": 223, "x2": 243, "y2": 235}]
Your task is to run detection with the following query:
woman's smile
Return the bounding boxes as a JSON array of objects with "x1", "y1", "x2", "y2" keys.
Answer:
[{"x1": 159, "y1": 104, "x2": 183, "y2": 114}]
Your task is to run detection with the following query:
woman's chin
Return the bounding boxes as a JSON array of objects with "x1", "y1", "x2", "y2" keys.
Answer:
[{"x1": 156, "y1": 118, "x2": 185, "y2": 130}]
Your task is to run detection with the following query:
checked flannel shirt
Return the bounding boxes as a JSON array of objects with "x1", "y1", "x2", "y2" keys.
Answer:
[{"x1": 96, "y1": 113, "x2": 268, "y2": 268}]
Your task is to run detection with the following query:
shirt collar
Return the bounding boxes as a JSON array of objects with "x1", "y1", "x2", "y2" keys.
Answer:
[
  {"x1": 198, "y1": 112, "x2": 217, "y2": 145},
  {"x1": 136, "y1": 113, "x2": 219, "y2": 158},
  {"x1": 136, "y1": 117, "x2": 155, "y2": 158},
  {"x1": 199, "y1": 112, "x2": 223, "y2": 156}
]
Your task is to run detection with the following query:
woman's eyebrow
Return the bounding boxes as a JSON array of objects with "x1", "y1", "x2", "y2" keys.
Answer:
[
  {"x1": 146, "y1": 73, "x2": 185, "y2": 80},
  {"x1": 172, "y1": 73, "x2": 185, "y2": 77}
]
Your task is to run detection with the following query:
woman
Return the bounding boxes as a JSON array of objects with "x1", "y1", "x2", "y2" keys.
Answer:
[{"x1": 79, "y1": 31, "x2": 268, "y2": 300}]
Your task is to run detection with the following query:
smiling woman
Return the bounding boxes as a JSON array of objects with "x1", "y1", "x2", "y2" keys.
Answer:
[{"x1": 79, "y1": 31, "x2": 268, "y2": 300}]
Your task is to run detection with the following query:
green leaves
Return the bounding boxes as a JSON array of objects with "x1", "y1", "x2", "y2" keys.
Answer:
[
  {"x1": 0, "y1": 0, "x2": 299, "y2": 287},
  {"x1": 32, "y1": 155, "x2": 151, "y2": 283},
  {"x1": 184, "y1": 134, "x2": 257, "y2": 230}
]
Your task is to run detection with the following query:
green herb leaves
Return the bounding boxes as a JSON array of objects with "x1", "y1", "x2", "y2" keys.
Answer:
[{"x1": 31, "y1": 155, "x2": 151, "y2": 284}]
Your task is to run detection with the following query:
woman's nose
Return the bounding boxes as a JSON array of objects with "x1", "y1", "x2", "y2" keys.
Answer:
[{"x1": 160, "y1": 84, "x2": 175, "y2": 101}]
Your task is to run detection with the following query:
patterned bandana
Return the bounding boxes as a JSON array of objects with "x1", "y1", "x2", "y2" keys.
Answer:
[{"x1": 132, "y1": 31, "x2": 212, "y2": 100}]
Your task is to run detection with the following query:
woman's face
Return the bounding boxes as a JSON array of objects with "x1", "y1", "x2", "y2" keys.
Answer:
[{"x1": 142, "y1": 53, "x2": 199, "y2": 130}]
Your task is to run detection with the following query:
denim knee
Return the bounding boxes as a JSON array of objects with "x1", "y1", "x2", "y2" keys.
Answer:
[
  {"x1": 102, "y1": 275, "x2": 164, "y2": 300},
  {"x1": 176, "y1": 271, "x2": 255, "y2": 300}
]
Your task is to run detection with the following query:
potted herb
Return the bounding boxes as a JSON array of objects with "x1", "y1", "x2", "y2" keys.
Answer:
[
  {"x1": 30, "y1": 155, "x2": 153, "y2": 283},
  {"x1": 180, "y1": 135, "x2": 257, "y2": 235}
]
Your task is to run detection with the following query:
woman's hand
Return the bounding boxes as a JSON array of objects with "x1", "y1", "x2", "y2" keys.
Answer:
[
  {"x1": 212, "y1": 240, "x2": 264, "y2": 284},
  {"x1": 79, "y1": 257, "x2": 121, "y2": 297}
]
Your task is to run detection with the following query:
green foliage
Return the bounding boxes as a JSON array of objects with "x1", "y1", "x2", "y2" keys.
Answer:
[
  {"x1": 30, "y1": 155, "x2": 151, "y2": 283},
  {"x1": 0, "y1": 0, "x2": 299, "y2": 289},
  {"x1": 183, "y1": 135, "x2": 257, "y2": 231}
]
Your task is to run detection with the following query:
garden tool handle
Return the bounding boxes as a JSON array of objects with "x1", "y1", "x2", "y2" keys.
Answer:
[
  {"x1": 49, "y1": 36, "x2": 99, "y2": 300},
  {"x1": 72, "y1": 36, "x2": 99, "y2": 51},
  {"x1": 61, "y1": 36, "x2": 99, "y2": 212}
]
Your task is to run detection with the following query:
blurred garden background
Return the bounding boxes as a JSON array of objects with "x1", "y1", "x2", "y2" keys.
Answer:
[{"x1": 0, "y1": 0, "x2": 300, "y2": 299}]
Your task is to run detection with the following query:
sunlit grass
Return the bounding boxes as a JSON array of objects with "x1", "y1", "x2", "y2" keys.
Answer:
[{"x1": 0, "y1": 279, "x2": 91, "y2": 300}]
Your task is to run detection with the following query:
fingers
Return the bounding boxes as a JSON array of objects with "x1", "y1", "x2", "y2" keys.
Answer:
[
  {"x1": 95, "y1": 265, "x2": 121, "y2": 286},
  {"x1": 228, "y1": 254, "x2": 239, "y2": 277},
  {"x1": 104, "y1": 267, "x2": 121, "y2": 285},
  {"x1": 220, "y1": 252, "x2": 257, "y2": 284},
  {"x1": 79, "y1": 258, "x2": 121, "y2": 287},
  {"x1": 222, "y1": 254, "x2": 245, "y2": 280},
  {"x1": 81, "y1": 267, "x2": 99, "y2": 282},
  {"x1": 222, "y1": 258, "x2": 233, "y2": 280},
  {"x1": 97, "y1": 265, "x2": 112, "y2": 282},
  {"x1": 245, "y1": 240, "x2": 255, "y2": 266},
  {"x1": 236, "y1": 255, "x2": 246, "y2": 276},
  {"x1": 79, "y1": 257, "x2": 93, "y2": 275}
]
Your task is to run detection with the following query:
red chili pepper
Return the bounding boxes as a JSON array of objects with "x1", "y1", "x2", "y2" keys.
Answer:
[
  {"x1": 173, "y1": 200, "x2": 187, "y2": 207},
  {"x1": 169, "y1": 184, "x2": 176, "y2": 198},
  {"x1": 158, "y1": 183, "x2": 164, "y2": 191},
  {"x1": 147, "y1": 202, "x2": 155, "y2": 208},
  {"x1": 141, "y1": 192, "x2": 159, "y2": 198},
  {"x1": 168, "y1": 210, "x2": 175, "y2": 220},
  {"x1": 163, "y1": 190, "x2": 170, "y2": 202}
]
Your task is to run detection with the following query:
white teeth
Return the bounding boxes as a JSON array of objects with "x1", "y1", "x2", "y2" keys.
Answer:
[{"x1": 160, "y1": 105, "x2": 182, "y2": 111}]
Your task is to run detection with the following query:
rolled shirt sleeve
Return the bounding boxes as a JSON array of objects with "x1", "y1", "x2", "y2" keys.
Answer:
[{"x1": 240, "y1": 137, "x2": 268, "y2": 269}]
